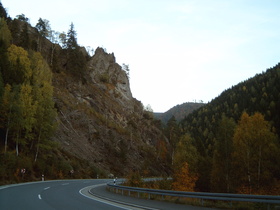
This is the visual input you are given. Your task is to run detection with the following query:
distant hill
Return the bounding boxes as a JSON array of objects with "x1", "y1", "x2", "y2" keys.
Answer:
[{"x1": 154, "y1": 102, "x2": 205, "y2": 124}]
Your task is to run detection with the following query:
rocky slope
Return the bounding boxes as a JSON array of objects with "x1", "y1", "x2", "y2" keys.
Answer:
[
  {"x1": 1, "y1": 11, "x2": 171, "y2": 179},
  {"x1": 52, "y1": 47, "x2": 170, "y2": 177}
]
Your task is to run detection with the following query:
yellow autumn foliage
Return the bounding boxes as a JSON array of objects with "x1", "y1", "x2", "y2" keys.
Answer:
[{"x1": 172, "y1": 162, "x2": 198, "y2": 192}]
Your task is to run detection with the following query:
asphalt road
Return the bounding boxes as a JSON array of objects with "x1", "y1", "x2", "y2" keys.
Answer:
[{"x1": 0, "y1": 179, "x2": 215, "y2": 210}]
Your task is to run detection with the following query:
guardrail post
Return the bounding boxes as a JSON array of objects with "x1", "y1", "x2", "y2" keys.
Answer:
[
  {"x1": 138, "y1": 192, "x2": 139, "y2": 198},
  {"x1": 128, "y1": 190, "x2": 130, "y2": 196},
  {"x1": 200, "y1": 198, "x2": 204, "y2": 206},
  {"x1": 148, "y1": 193, "x2": 151, "y2": 199}
]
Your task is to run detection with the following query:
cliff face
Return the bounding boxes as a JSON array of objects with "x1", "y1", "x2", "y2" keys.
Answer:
[
  {"x1": 4, "y1": 17, "x2": 170, "y2": 177},
  {"x1": 52, "y1": 47, "x2": 170, "y2": 177},
  {"x1": 88, "y1": 47, "x2": 133, "y2": 106}
]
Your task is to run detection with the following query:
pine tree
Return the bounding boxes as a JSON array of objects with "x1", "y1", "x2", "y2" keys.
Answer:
[
  {"x1": 35, "y1": 18, "x2": 50, "y2": 38},
  {"x1": 64, "y1": 23, "x2": 87, "y2": 79},
  {"x1": 35, "y1": 18, "x2": 51, "y2": 51},
  {"x1": 0, "y1": 3, "x2": 8, "y2": 19},
  {"x1": 211, "y1": 114, "x2": 236, "y2": 192},
  {"x1": 66, "y1": 22, "x2": 78, "y2": 50}
]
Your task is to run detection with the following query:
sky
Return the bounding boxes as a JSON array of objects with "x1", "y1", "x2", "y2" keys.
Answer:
[{"x1": 2, "y1": 0, "x2": 280, "y2": 112}]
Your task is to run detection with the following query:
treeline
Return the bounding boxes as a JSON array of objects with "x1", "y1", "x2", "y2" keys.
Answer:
[
  {"x1": 154, "y1": 102, "x2": 204, "y2": 125},
  {"x1": 165, "y1": 64, "x2": 280, "y2": 195},
  {"x1": 3, "y1": 6, "x2": 89, "y2": 77},
  {"x1": 0, "y1": 3, "x2": 91, "y2": 183}
]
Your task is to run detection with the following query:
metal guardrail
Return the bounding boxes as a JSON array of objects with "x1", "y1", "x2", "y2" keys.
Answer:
[{"x1": 107, "y1": 182, "x2": 280, "y2": 207}]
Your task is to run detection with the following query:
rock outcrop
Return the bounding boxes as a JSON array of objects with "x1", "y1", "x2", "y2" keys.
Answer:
[
  {"x1": 52, "y1": 47, "x2": 170, "y2": 177},
  {"x1": 88, "y1": 47, "x2": 133, "y2": 109}
]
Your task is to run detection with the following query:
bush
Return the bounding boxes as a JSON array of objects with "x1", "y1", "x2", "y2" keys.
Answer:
[
  {"x1": 124, "y1": 171, "x2": 143, "y2": 187},
  {"x1": 99, "y1": 73, "x2": 109, "y2": 83}
]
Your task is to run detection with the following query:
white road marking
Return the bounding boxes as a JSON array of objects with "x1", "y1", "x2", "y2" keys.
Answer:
[
  {"x1": 79, "y1": 184, "x2": 158, "y2": 210},
  {"x1": 38, "y1": 194, "x2": 42, "y2": 200},
  {"x1": 44, "y1": 187, "x2": 50, "y2": 190},
  {"x1": 62, "y1": 183, "x2": 69, "y2": 185}
]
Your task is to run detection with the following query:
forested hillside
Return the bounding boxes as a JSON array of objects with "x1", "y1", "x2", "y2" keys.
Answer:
[
  {"x1": 174, "y1": 65, "x2": 280, "y2": 194},
  {"x1": 154, "y1": 102, "x2": 204, "y2": 124},
  {"x1": 1, "y1": 2, "x2": 280, "y2": 196},
  {"x1": 0, "y1": 3, "x2": 171, "y2": 184}
]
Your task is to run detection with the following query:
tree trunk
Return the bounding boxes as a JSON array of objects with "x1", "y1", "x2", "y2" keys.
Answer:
[
  {"x1": 34, "y1": 128, "x2": 42, "y2": 162},
  {"x1": 257, "y1": 146, "x2": 262, "y2": 189},
  {"x1": 5, "y1": 127, "x2": 9, "y2": 154},
  {"x1": 16, "y1": 139, "x2": 19, "y2": 156},
  {"x1": 50, "y1": 44, "x2": 55, "y2": 66},
  {"x1": 16, "y1": 130, "x2": 20, "y2": 156},
  {"x1": 247, "y1": 149, "x2": 251, "y2": 194},
  {"x1": 4, "y1": 106, "x2": 12, "y2": 154}
]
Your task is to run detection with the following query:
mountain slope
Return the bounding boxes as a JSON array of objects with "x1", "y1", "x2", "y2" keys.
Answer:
[
  {"x1": 182, "y1": 65, "x2": 280, "y2": 146},
  {"x1": 0, "y1": 6, "x2": 171, "y2": 183},
  {"x1": 52, "y1": 47, "x2": 170, "y2": 176},
  {"x1": 179, "y1": 64, "x2": 280, "y2": 192},
  {"x1": 154, "y1": 102, "x2": 204, "y2": 124}
]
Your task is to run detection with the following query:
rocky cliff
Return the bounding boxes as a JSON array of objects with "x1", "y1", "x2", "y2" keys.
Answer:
[
  {"x1": 52, "y1": 47, "x2": 170, "y2": 177},
  {"x1": 88, "y1": 47, "x2": 133, "y2": 107},
  {"x1": 2, "y1": 14, "x2": 171, "y2": 179}
]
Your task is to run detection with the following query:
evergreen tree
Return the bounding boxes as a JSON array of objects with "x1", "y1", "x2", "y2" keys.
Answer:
[
  {"x1": 0, "y1": 3, "x2": 7, "y2": 19},
  {"x1": 35, "y1": 18, "x2": 51, "y2": 52},
  {"x1": 65, "y1": 23, "x2": 87, "y2": 79},
  {"x1": 19, "y1": 22, "x2": 30, "y2": 49},
  {"x1": 16, "y1": 14, "x2": 29, "y2": 22},
  {"x1": 35, "y1": 18, "x2": 50, "y2": 38},
  {"x1": 66, "y1": 22, "x2": 78, "y2": 50},
  {"x1": 211, "y1": 114, "x2": 236, "y2": 192}
]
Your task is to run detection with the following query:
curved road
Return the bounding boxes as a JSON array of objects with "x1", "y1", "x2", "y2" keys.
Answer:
[{"x1": 0, "y1": 179, "x2": 214, "y2": 209}]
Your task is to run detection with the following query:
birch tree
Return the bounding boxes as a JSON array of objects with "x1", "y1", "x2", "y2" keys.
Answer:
[{"x1": 233, "y1": 112, "x2": 278, "y2": 193}]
